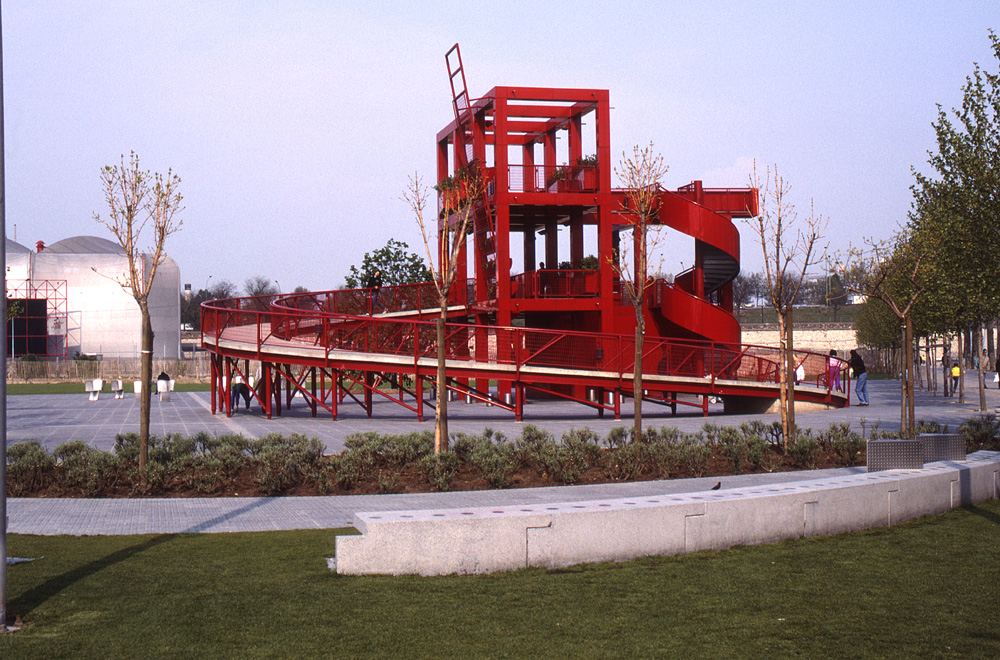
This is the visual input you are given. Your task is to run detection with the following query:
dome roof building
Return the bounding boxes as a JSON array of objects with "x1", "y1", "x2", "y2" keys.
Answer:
[{"x1": 7, "y1": 234, "x2": 180, "y2": 359}]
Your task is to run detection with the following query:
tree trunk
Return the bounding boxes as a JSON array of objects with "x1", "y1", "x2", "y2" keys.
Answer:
[
  {"x1": 785, "y1": 307, "x2": 795, "y2": 433},
  {"x1": 958, "y1": 328, "x2": 965, "y2": 404},
  {"x1": 924, "y1": 336, "x2": 933, "y2": 396},
  {"x1": 777, "y1": 310, "x2": 794, "y2": 451},
  {"x1": 904, "y1": 316, "x2": 915, "y2": 439},
  {"x1": 633, "y1": 322, "x2": 643, "y2": 442},
  {"x1": 976, "y1": 322, "x2": 986, "y2": 411},
  {"x1": 434, "y1": 309, "x2": 448, "y2": 453},
  {"x1": 139, "y1": 301, "x2": 154, "y2": 481}
]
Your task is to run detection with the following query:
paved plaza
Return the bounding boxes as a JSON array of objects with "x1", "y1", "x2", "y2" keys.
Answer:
[{"x1": 6, "y1": 376, "x2": 997, "y2": 536}]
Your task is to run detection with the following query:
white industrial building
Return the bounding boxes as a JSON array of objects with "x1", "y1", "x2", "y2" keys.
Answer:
[{"x1": 5, "y1": 236, "x2": 181, "y2": 359}]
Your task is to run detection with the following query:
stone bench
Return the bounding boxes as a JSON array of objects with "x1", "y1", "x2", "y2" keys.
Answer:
[{"x1": 333, "y1": 451, "x2": 1000, "y2": 575}]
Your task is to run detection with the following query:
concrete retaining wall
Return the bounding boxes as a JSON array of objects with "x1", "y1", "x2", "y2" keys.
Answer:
[{"x1": 333, "y1": 451, "x2": 1000, "y2": 576}]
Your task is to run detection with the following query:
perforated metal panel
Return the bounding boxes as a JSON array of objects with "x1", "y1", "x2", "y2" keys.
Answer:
[
  {"x1": 867, "y1": 438, "x2": 924, "y2": 472},
  {"x1": 919, "y1": 433, "x2": 966, "y2": 462}
]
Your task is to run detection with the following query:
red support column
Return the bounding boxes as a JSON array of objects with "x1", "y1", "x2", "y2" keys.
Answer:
[
  {"x1": 274, "y1": 369, "x2": 282, "y2": 417},
  {"x1": 331, "y1": 369, "x2": 339, "y2": 421},
  {"x1": 210, "y1": 353, "x2": 218, "y2": 414},
  {"x1": 416, "y1": 375, "x2": 424, "y2": 422},
  {"x1": 264, "y1": 362, "x2": 272, "y2": 419},
  {"x1": 310, "y1": 367, "x2": 317, "y2": 418}
]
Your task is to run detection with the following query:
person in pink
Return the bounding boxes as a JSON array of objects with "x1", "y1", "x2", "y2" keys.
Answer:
[{"x1": 827, "y1": 350, "x2": 841, "y2": 391}]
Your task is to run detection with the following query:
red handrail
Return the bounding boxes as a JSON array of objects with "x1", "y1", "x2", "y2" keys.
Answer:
[{"x1": 201, "y1": 285, "x2": 848, "y2": 390}]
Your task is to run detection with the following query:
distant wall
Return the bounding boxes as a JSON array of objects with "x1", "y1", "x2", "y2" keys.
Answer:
[{"x1": 742, "y1": 324, "x2": 857, "y2": 354}]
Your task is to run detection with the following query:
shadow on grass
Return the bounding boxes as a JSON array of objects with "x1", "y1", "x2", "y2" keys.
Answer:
[
  {"x1": 9, "y1": 496, "x2": 276, "y2": 622},
  {"x1": 10, "y1": 533, "x2": 174, "y2": 621},
  {"x1": 963, "y1": 504, "x2": 1000, "y2": 525}
]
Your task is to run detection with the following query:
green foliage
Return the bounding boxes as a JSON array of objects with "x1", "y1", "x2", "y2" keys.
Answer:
[
  {"x1": 453, "y1": 429, "x2": 517, "y2": 488},
  {"x1": 250, "y1": 433, "x2": 325, "y2": 495},
  {"x1": 958, "y1": 414, "x2": 1000, "y2": 451},
  {"x1": 6, "y1": 440, "x2": 56, "y2": 495},
  {"x1": 419, "y1": 451, "x2": 460, "y2": 491},
  {"x1": 344, "y1": 238, "x2": 432, "y2": 289},
  {"x1": 510, "y1": 425, "x2": 600, "y2": 484},
  {"x1": 855, "y1": 296, "x2": 902, "y2": 349},
  {"x1": 818, "y1": 422, "x2": 866, "y2": 466},
  {"x1": 6, "y1": 297, "x2": 24, "y2": 322},
  {"x1": 788, "y1": 433, "x2": 822, "y2": 469},
  {"x1": 54, "y1": 440, "x2": 123, "y2": 496},
  {"x1": 343, "y1": 430, "x2": 433, "y2": 468},
  {"x1": 679, "y1": 435, "x2": 711, "y2": 477},
  {"x1": 908, "y1": 31, "x2": 1000, "y2": 336}
]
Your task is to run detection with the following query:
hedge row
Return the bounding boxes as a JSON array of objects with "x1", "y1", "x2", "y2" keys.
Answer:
[{"x1": 7, "y1": 416, "x2": 998, "y2": 497}]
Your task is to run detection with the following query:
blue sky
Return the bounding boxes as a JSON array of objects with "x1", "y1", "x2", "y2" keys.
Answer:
[{"x1": 3, "y1": 1, "x2": 996, "y2": 293}]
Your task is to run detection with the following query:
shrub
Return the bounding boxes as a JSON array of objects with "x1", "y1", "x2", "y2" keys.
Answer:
[
  {"x1": 55, "y1": 441, "x2": 122, "y2": 496},
  {"x1": 331, "y1": 452, "x2": 370, "y2": 491},
  {"x1": 251, "y1": 433, "x2": 324, "y2": 495},
  {"x1": 419, "y1": 452, "x2": 460, "y2": 492},
  {"x1": 561, "y1": 428, "x2": 602, "y2": 467},
  {"x1": 602, "y1": 426, "x2": 630, "y2": 450},
  {"x1": 744, "y1": 434, "x2": 780, "y2": 472},
  {"x1": 819, "y1": 423, "x2": 866, "y2": 465},
  {"x1": 646, "y1": 431, "x2": 682, "y2": 478},
  {"x1": 718, "y1": 426, "x2": 745, "y2": 474},
  {"x1": 7, "y1": 440, "x2": 56, "y2": 495},
  {"x1": 679, "y1": 436, "x2": 711, "y2": 477},
  {"x1": 788, "y1": 434, "x2": 822, "y2": 469},
  {"x1": 605, "y1": 442, "x2": 645, "y2": 481},
  {"x1": 959, "y1": 415, "x2": 1000, "y2": 451},
  {"x1": 456, "y1": 432, "x2": 517, "y2": 489},
  {"x1": 342, "y1": 431, "x2": 432, "y2": 469}
]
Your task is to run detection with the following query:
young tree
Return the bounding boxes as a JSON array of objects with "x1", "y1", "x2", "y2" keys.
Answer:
[
  {"x1": 842, "y1": 234, "x2": 927, "y2": 438},
  {"x1": 345, "y1": 238, "x2": 432, "y2": 289},
  {"x1": 909, "y1": 31, "x2": 1000, "y2": 411},
  {"x1": 405, "y1": 167, "x2": 483, "y2": 453},
  {"x1": 613, "y1": 143, "x2": 669, "y2": 443},
  {"x1": 94, "y1": 152, "x2": 183, "y2": 478},
  {"x1": 743, "y1": 163, "x2": 826, "y2": 450}
]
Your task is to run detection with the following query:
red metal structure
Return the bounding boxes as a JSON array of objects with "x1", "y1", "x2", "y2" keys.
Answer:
[
  {"x1": 201, "y1": 48, "x2": 850, "y2": 421},
  {"x1": 6, "y1": 279, "x2": 68, "y2": 357}
]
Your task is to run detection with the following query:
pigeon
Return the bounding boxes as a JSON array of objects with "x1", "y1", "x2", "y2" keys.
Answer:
[{"x1": 710, "y1": 482, "x2": 721, "y2": 490}]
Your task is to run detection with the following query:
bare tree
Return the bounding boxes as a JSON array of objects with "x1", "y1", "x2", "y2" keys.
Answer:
[
  {"x1": 613, "y1": 143, "x2": 669, "y2": 442},
  {"x1": 94, "y1": 152, "x2": 183, "y2": 478},
  {"x1": 244, "y1": 275, "x2": 279, "y2": 312},
  {"x1": 404, "y1": 166, "x2": 483, "y2": 453},
  {"x1": 743, "y1": 163, "x2": 826, "y2": 450}
]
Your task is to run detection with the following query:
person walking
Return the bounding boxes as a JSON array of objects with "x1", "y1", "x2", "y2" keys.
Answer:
[
  {"x1": 849, "y1": 349, "x2": 869, "y2": 406},
  {"x1": 951, "y1": 361, "x2": 961, "y2": 395}
]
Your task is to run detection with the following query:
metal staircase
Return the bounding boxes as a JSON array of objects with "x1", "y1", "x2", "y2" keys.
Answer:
[{"x1": 445, "y1": 44, "x2": 497, "y2": 300}]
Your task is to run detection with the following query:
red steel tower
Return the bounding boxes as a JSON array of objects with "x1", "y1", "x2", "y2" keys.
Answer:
[{"x1": 438, "y1": 47, "x2": 756, "y2": 399}]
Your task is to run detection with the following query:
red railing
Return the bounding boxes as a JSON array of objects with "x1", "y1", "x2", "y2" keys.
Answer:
[
  {"x1": 202, "y1": 286, "x2": 850, "y2": 398},
  {"x1": 507, "y1": 164, "x2": 599, "y2": 193},
  {"x1": 510, "y1": 269, "x2": 599, "y2": 298}
]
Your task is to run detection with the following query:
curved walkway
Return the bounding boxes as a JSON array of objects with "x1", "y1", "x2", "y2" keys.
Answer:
[{"x1": 7, "y1": 377, "x2": 996, "y2": 536}]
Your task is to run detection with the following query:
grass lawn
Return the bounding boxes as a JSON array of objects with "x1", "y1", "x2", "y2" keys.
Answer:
[
  {"x1": 3, "y1": 500, "x2": 999, "y2": 659},
  {"x1": 6, "y1": 382, "x2": 211, "y2": 395}
]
